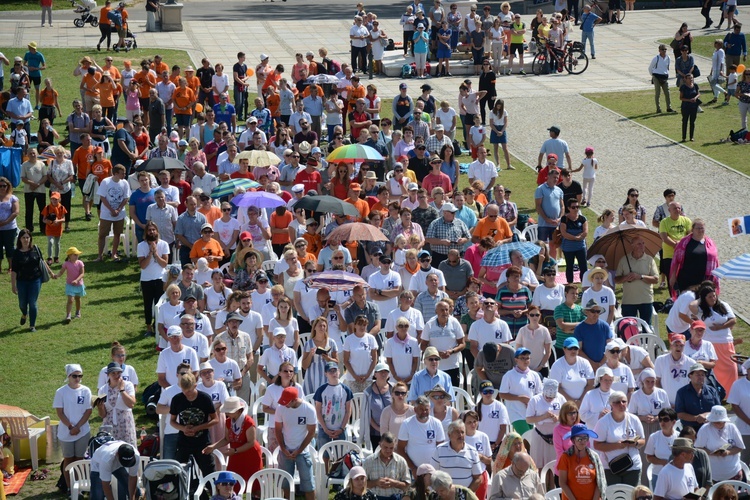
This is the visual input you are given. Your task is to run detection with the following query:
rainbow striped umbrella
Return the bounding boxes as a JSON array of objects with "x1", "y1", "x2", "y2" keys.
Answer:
[{"x1": 326, "y1": 144, "x2": 384, "y2": 164}]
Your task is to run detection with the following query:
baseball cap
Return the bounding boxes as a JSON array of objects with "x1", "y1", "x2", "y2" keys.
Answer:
[
  {"x1": 407, "y1": 182, "x2": 419, "y2": 191},
  {"x1": 166, "y1": 325, "x2": 182, "y2": 337},
  {"x1": 399, "y1": 83, "x2": 408, "y2": 90},
  {"x1": 277, "y1": 386, "x2": 299, "y2": 406},
  {"x1": 691, "y1": 320, "x2": 706, "y2": 330},
  {"x1": 117, "y1": 444, "x2": 137, "y2": 467},
  {"x1": 441, "y1": 202, "x2": 458, "y2": 213},
  {"x1": 548, "y1": 125, "x2": 561, "y2": 134}
]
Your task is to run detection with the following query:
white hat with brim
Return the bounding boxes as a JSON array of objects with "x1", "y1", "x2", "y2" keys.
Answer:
[
  {"x1": 220, "y1": 396, "x2": 245, "y2": 414},
  {"x1": 706, "y1": 405, "x2": 731, "y2": 423}
]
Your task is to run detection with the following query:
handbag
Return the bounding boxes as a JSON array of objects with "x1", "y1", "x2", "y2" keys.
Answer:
[
  {"x1": 692, "y1": 64, "x2": 701, "y2": 77},
  {"x1": 35, "y1": 245, "x2": 51, "y2": 283},
  {"x1": 609, "y1": 453, "x2": 634, "y2": 475},
  {"x1": 669, "y1": 38, "x2": 680, "y2": 50}
]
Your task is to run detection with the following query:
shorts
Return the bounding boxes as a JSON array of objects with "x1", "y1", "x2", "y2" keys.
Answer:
[
  {"x1": 78, "y1": 179, "x2": 88, "y2": 195},
  {"x1": 509, "y1": 43, "x2": 524, "y2": 57},
  {"x1": 437, "y1": 45, "x2": 452, "y2": 59},
  {"x1": 176, "y1": 114, "x2": 191, "y2": 127},
  {"x1": 139, "y1": 97, "x2": 150, "y2": 112},
  {"x1": 490, "y1": 129, "x2": 508, "y2": 144},
  {"x1": 727, "y1": 88, "x2": 736, "y2": 97},
  {"x1": 728, "y1": 5, "x2": 736, "y2": 12},
  {"x1": 30, "y1": 75, "x2": 42, "y2": 87},
  {"x1": 117, "y1": 27, "x2": 127, "y2": 38},
  {"x1": 98, "y1": 218, "x2": 126, "y2": 240},
  {"x1": 61, "y1": 432, "x2": 91, "y2": 458},
  {"x1": 66, "y1": 283, "x2": 87, "y2": 297}
]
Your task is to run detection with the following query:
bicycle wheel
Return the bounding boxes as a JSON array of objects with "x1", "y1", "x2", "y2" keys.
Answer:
[
  {"x1": 532, "y1": 52, "x2": 548, "y2": 76},
  {"x1": 565, "y1": 48, "x2": 589, "y2": 74},
  {"x1": 618, "y1": 8, "x2": 626, "y2": 21}
]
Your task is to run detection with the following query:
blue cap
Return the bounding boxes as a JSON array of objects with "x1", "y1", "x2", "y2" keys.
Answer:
[
  {"x1": 417, "y1": 250, "x2": 431, "y2": 259},
  {"x1": 563, "y1": 337, "x2": 580, "y2": 349},
  {"x1": 215, "y1": 471, "x2": 237, "y2": 485},
  {"x1": 311, "y1": 146, "x2": 322, "y2": 154},
  {"x1": 514, "y1": 347, "x2": 531, "y2": 358},
  {"x1": 563, "y1": 423, "x2": 598, "y2": 441},
  {"x1": 325, "y1": 362, "x2": 339, "y2": 372}
]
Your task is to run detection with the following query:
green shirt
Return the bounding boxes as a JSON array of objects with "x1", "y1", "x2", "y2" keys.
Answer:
[
  {"x1": 510, "y1": 22, "x2": 526, "y2": 44},
  {"x1": 659, "y1": 215, "x2": 692, "y2": 259},
  {"x1": 553, "y1": 303, "x2": 585, "y2": 349}
]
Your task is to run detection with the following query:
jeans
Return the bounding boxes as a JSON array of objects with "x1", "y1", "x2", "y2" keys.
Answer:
[
  {"x1": 17, "y1": 278, "x2": 42, "y2": 327},
  {"x1": 317, "y1": 427, "x2": 349, "y2": 453},
  {"x1": 162, "y1": 433, "x2": 178, "y2": 461},
  {"x1": 90, "y1": 469, "x2": 130, "y2": 500},
  {"x1": 164, "y1": 108, "x2": 173, "y2": 136},
  {"x1": 277, "y1": 449, "x2": 316, "y2": 492},
  {"x1": 581, "y1": 31, "x2": 595, "y2": 56},
  {"x1": 621, "y1": 303, "x2": 653, "y2": 326},
  {"x1": 681, "y1": 106, "x2": 698, "y2": 140},
  {"x1": 709, "y1": 77, "x2": 727, "y2": 99},
  {"x1": 234, "y1": 88, "x2": 245, "y2": 119},
  {"x1": 562, "y1": 248, "x2": 588, "y2": 284},
  {"x1": 24, "y1": 192, "x2": 47, "y2": 233},
  {"x1": 537, "y1": 225, "x2": 557, "y2": 244},
  {"x1": 0, "y1": 228, "x2": 17, "y2": 261},
  {"x1": 653, "y1": 77, "x2": 672, "y2": 111},
  {"x1": 179, "y1": 245, "x2": 191, "y2": 266}
]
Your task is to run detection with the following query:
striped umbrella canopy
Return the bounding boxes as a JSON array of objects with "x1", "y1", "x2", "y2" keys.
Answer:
[
  {"x1": 326, "y1": 144, "x2": 384, "y2": 164},
  {"x1": 481, "y1": 241, "x2": 542, "y2": 267},
  {"x1": 304, "y1": 270, "x2": 369, "y2": 291},
  {"x1": 210, "y1": 178, "x2": 261, "y2": 199},
  {"x1": 40, "y1": 146, "x2": 70, "y2": 160},
  {"x1": 712, "y1": 253, "x2": 750, "y2": 281}
]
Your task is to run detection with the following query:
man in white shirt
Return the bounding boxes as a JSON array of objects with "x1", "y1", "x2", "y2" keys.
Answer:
[
  {"x1": 96, "y1": 164, "x2": 131, "y2": 261},
  {"x1": 384, "y1": 291, "x2": 425, "y2": 339},
  {"x1": 468, "y1": 298, "x2": 512, "y2": 358},
  {"x1": 190, "y1": 161, "x2": 218, "y2": 196},
  {"x1": 408, "y1": 250, "x2": 446, "y2": 294},
  {"x1": 431, "y1": 419, "x2": 482, "y2": 490},
  {"x1": 368, "y1": 255, "x2": 403, "y2": 320},
  {"x1": 236, "y1": 292, "x2": 264, "y2": 351},
  {"x1": 238, "y1": 116, "x2": 268, "y2": 150},
  {"x1": 653, "y1": 438, "x2": 700, "y2": 500},
  {"x1": 467, "y1": 147, "x2": 496, "y2": 197},
  {"x1": 275, "y1": 386, "x2": 317, "y2": 500},
  {"x1": 654, "y1": 333, "x2": 695, "y2": 406},
  {"x1": 90, "y1": 441, "x2": 140, "y2": 500},
  {"x1": 156, "y1": 363, "x2": 192, "y2": 460},
  {"x1": 156, "y1": 325, "x2": 200, "y2": 388},
  {"x1": 420, "y1": 300, "x2": 465, "y2": 385},
  {"x1": 178, "y1": 311, "x2": 211, "y2": 362},
  {"x1": 349, "y1": 16, "x2": 370, "y2": 74},
  {"x1": 397, "y1": 396, "x2": 446, "y2": 477}
]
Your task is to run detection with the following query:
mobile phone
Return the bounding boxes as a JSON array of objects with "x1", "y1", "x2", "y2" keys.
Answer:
[{"x1": 328, "y1": 300, "x2": 336, "y2": 308}]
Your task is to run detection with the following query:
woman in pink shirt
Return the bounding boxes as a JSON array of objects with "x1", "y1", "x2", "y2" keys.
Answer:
[{"x1": 553, "y1": 400, "x2": 582, "y2": 473}]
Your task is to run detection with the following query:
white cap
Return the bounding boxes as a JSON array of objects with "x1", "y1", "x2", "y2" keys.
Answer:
[
  {"x1": 441, "y1": 202, "x2": 458, "y2": 213},
  {"x1": 292, "y1": 184, "x2": 305, "y2": 193},
  {"x1": 273, "y1": 327, "x2": 288, "y2": 337},
  {"x1": 260, "y1": 54, "x2": 269, "y2": 61},
  {"x1": 407, "y1": 182, "x2": 419, "y2": 191}
]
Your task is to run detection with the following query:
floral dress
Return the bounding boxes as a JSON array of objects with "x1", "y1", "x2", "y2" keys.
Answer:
[{"x1": 101, "y1": 381, "x2": 137, "y2": 446}]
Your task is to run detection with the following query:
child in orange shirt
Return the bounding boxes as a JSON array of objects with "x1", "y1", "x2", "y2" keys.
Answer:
[
  {"x1": 41, "y1": 192, "x2": 68, "y2": 263},
  {"x1": 90, "y1": 146, "x2": 112, "y2": 183},
  {"x1": 302, "y1": 218, "x2": 323, "y2": 257}
]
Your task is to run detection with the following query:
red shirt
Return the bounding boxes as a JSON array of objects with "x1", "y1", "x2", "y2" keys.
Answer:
[
  {"x1": 230, "y1": 170, "x2": 255, "y2": 180},
  {"x1": 294, "y1": 169, "x2": 322, "y2": 194},
  {"x1": 203, "y1": 140, "x2": 221, "y2": 173},
  {"x1": 170, "y1": 179, "x2": 192, "y2": 213}
]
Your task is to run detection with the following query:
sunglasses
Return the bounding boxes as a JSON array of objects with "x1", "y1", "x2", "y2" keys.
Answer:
[
  {"x1": 659, "y1": 417, "x2": 673, "y2": 422},
  {"x1": 528, "y1": 313, "x2": 541, "y2": 317},
  {"x1": 295, "y1": 244, "x2": 306, "y2": 248},
  {"x1": 217, "y1": 482, "x2": 235, "y2": 487},
  {"x1": 630, "y1": 193, "x2": 639, "y2": 197},
  {"x1": 427, "y1": 357, "x2": 440, "y2": 362},
  {"x1": 608, "y1": 349, "x2": 621, "y2": 354},
  {"x1": 215, "y1": 347, "x2": 227, "y2": 351},
  {"x1": 431, "y1": 394, "x2": 446, "y2": 400},
  {"x1": 482, "y1": 390, "x2": 494, "y2": 395},
  {"x1": 0, "y1": 184, "x2": 8, "y2": 188},
  {"x1": 565, "y1": 346, "x2": 579, "y2": 351},
  {"x1": 394, "y1": 390, "x2": 407, "y2": 396},
  {"x1": 397, "y1": 324, "x2": 409, "y2": 328},
  {"x1": 70, "y1": 374, "x2": 83, "y2": 379}
]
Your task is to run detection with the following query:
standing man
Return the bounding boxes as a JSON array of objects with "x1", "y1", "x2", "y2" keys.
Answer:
[
  {"x1": 438, "y1": 249, "x2": 473, "y2": 302},
  {"x1": 392, "y1": 83, "x2": 414, "y2": 131},
  {"x1": 424, "y1": 203, "x2": 471, "y2": 266},
  {"x1": 472, "y1": 204, "x2": 512, "y2": 245},
  {"x1": 147, "y1": 88, "x2": 166, "y2": 143},
  {"x1": 420, "y1": 300, "x2": 465, "y2": 386},
  {"x1": 156, "y1": 70, "x2": 176, "y2": 136},
  {"x1": 615, "y1": 236, "x2": 659, "y2": 325},
  {"x1": 659, "y1": 202, "x2": 691, "y2": 296},
  {"x1": 537, "y1": 125, "x2": 572, "y2": 170},
  {"x1": 363, "y1": 432, "x2": 411, "y2": 498},
  {"x1": 195, "y1": 57, "x2": 215, "y2": 109},
  {"x1": 96, "y1": 164, "x2": 130, "y2": 262},
  {"x1": 534, "y1": 168, "x2": 564, "y2": 255},
  {"x1": 723, "y1": 24, "x2": 747, "y2": 69},
  {"x1": 232, "y1": 52, "x2": 248, "y2": 121},
  {"x1": 344, "y1": 284, "x2": 382, "y2": 337},
  {"x1": 6, "y1": 87, "x2": 34, "y2": 140},
  {"x1": 397, "y1": 395, "x2": 446, "y2": 477},
  {"x1": 111, "y1": 119, "x2": 137, "y2": 173},
  {"x1": 213, "y1": 93, "x2": 237, "y2": 133},
  {"x1": 174, "y1": 195, "x2": 207, "y2": 266},
  {"x1": 653, "y1": 438, "x2": 700, "y2": 500},
  {"x1": 24, "y1": 42, "x2": 46, "y2": 109},
  {"x1": 368, "y1": 254, "x2": 402, "y2": 323},
  {"x1": 468, "y1": 147, "x2": 497, "y2": 199},
  {"x1": 350, "y1": 16, "x2": 370, "y2": 74},
  {"x1": 649, "y1": 45, "x2": 676, "y2": 114},
  {"x1": 675, "y1": 363, "x2": 721, "y2": 431},
  {"x1": 655, "y1": 333, "x2": 696, "y2": 406},
  {"x1": 275, "y1": 387, "x2": 317, "y2": 500},
  {"x1": 579, "y1": 5, "x2": 601, "y2": 60},
  {"x1": 169, "y1": 372, "x2": 217, "y2": 477}
]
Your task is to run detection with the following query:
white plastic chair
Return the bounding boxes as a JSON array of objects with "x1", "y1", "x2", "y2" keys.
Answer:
[
  {"x1": 252, "y1": 397, "x2": 268, "y2": 440},
  {"x1": 247, "y1": 468, "x2": 295, "y2": 499},
  {"x1": 545, "y1": 487, "x2": 563, "y2": 500},
  {"x1": 66, "y1": 459, "x2": 91, "y2": 500},
  {"x1": 451, "y1": 386, "x2": 475, "y2": 412},
  {"x1": 539, "y1": 460, "x2": 557, "y2": 491},
  {"x1": 6, "y1": 414, "x2": 50, "y2": 471},
  {"x1": 741, "y1": 461, "x2": 750, "y2": 480},
  {"x1": 103, "y1": 216, "x2": 132, "y2": 258},
  {"x1": 317, "y1": 440, "x2": 363, "y2": 498},
  {"x1": 626, "y1": 333, "x2": 666, "y2": 360},
  {"x1": 348, "y1": 392, "x2": 365, "y2": 442},
  {"x1": 260, "y1": 445, "x2": 275, "y2": 467},
  {"x1": 193, "y1": 471, "x2": 246, "y2": 500},
  {"x1": 261, "y1": 259, "x2": 277, "y2": 273},
  {"x1": 522, "y1": 224, "x2": 539, "y2": 243},
  {"x1": 304, "y1": 393, "x2": 315, "y2": 406},
  {"x1": 218, "y1": 262, "x2": 231, "y2": 276},
  {"x1": 708, "y1": 480, "x2": 750, "y2": 500},
  {"x1": 646, "y1": 463, "x2": 653, "y2": 485},
  {"x1": 212, "y1": 449, "x2": 226, "y2": 471},
  {"x1": 136, "y1": 456, "x2": 152, "y2": 490},
  {"x1": 614, "y1": 316, "x2": 654, "y2": 336},
  {"x1": 605, "y1": 484, "x2": 635, "y2": 500}
]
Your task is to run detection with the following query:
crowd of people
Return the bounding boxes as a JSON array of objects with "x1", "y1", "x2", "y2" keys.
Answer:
[{"x1": 2, "y1": 3, "x2": 750, "y2": 500}]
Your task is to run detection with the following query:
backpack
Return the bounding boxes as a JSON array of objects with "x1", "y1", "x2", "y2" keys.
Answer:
[
  {"x1": 142, "y1": 381, "x2": 162, "y2": 419},
  {"x1": 616, "y1": 317, "x2": 640, "y2": 342},
  {"x1": 107, "y1": 9, "x2": 123, "y2": 28},
  {"x1": 137, "y1": 432, "x2": 160, "y2": 457},
  {"x1": 401, "y1": 64, "x2": 412, "y2": 79},
  {"x1": 328, "y1": 59, "x2": 342, "y2": 75},
  {"x1": 87, "y1": 431, "x2": 115, "y2": 459},
  {"x1": 327, "y1": 449, "x2": 362, "y2": 480}
]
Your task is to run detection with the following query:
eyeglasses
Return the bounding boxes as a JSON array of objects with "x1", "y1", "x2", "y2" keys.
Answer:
[
  {"x1": 630, "y1": 193, "x2": 639, "y2": 197},
  {"x1": 427, "y1": 357, "x2": 440, "y2": 362},
  {"x1": 292, "y1": 155, "x2": 300, "y2": 158},
  {"x1": 115, "y1": 353, "x2": 127, "y2": 358},
  {"x1": 394, "y1": 390, "x2": 407, "y2": 396},
  {"x1": 241, "y1": 238, "x2": 252, "y2": 243},
  {"x1": 528, "y1": 313, "x2": 541, "y2": 317},
  {"x1": 333, "y1": 256, "x2": 344, "y2": 260},
  {"x1": 217, "y1": 482, "x2": 235, "y2": 487},
  {"x1": 565, "y1": 346, "x2": 579, "y2": 351},
  {"x1": 483, "y1": 303, "x2": 496, "y2": 308},
  {"x1": 70, "y1": 374, "x2": 83, "y2": 379},
  {"x1": 215, "y1": 347, "x2": 227, "y2": 351},
  {"x1": 0, "y1": 184, "x2": 8, "y2": 188},
  {"x1": 608, "y1": 349, "x2": 621, "y2": 354},
  {"x1": 397, "y1": 325, "x2": 410, "y2": 329}
]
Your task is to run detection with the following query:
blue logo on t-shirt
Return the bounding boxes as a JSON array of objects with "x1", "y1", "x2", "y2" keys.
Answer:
[
  {"x1": 476, "y1": 442, "x2": 484, "y2": 452},
  {"x1": 298, "y1": 417, "x2": 307, "y2": 425},
  {"x1": 183, "y1": 359, "x2": 191, "y2": 364},
  {"x1": 427, "y1": 430, "x2": 435, "y2": 439},
  {"x1": 212, "y1": 393, "x2": 219, "y2": 401},
  {"x1": 77, "y1": 396, "x2": 85, "y2": 404},
  {"x1": 405, "y1": 345, "x2": 412, "y2": 354},
  {"x1": 490, "y1": 410, "x2": 500, "y2": 419}
]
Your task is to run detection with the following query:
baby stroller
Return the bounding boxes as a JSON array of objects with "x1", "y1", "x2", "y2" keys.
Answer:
[
  {"x1": 71, "y1": 0, "x2": 99, "y2": 27},
  {"x1": 142, "y1": 459, "x2": 196, "y2": 500},
  {"x1": 123, "y1": 29, "x2": 138, "y2": 50}
]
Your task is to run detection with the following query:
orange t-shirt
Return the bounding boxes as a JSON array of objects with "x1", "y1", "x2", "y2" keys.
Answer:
[
  {"x1": 347, "y1": 198, "x2": 370, "y2": 221},
  {"x1": 262, "y1": 72, "x2": 281, "y2": 93},
  {"x1": 189, "y1": 238, "x2": 224, "y2": 268},
  {"x1": 297, "y1": 251, "x2": 317, "y2": 267},
  {"x1": 151, "y1": 61, "x2": 169, "y2": 76},
  {"x1": 41, "y1": 204, "x2": 67, "y2": 237},
  {"x1": 475, "y1": 193, "x2": 489, "y2": 206},
  {"x1": 303, "y1": 232, "x2": 323, "y2": 257},
  {"x1": 230, "y1": 170, "x2": 255, "y2": 180},
  {"x1": 73, "y1": 145, "x2": 95, "y2": 179},
  {"x1": 185, "y1": 75, "x2": 201, "y2": 94},
  {"x1": 302, "y1": 85, "x2": 324, "y2": 98},
  {"x1": 267, "y1": 94, "x2": 280, "y2": 117},
  {"x1": 346, "y1": 85, "x2": 367, "y2": 111},
  {"x1": 472, "y1": 216, "x2": 512, "y2": 243},
  {"x1": 120, "y1": 8, "x2": 128, "y2": 28},
  {"x1": 99, "y1": 6, "x2": 111, "y2": 24},
  {"x1": 270, "y1": 211, "x2": 293, "y2": 245},
  {"x1": 103, "y1": 66, "x2": 121, "y2": 82},
  {"x1": 173, "y1": 87, "x2": 196, "y2": 115},
  {"x1": 558, "y1": 452, "x2": 597, "y2": 500},
  {"x1": 40, "y1": 88, "x2": 58, "y2": 107},
  {"x1": 198, "y1": 206, "x2": 222, "y2": 226},
  {"x1": 170, "y1": 75, "x2": 181, "y2": 87},
  {"x1": 97, "y1": 82, "x2": 116, "y2": 107},
  {"x1": 82, "y1": 72, "x2": 101, "y2": 97},
  {"x1": 91, "y1": 159, "x2": 112, "y2": 183},
  {"x1": 113, "y1": 82, "x2": 123, "y2": 99},
  {"x1": 133, "y1": 71, "x2": 156, "y2": 98},
  {"x1": 370, "y1": 202, "x2": 388, "y2": 221}
]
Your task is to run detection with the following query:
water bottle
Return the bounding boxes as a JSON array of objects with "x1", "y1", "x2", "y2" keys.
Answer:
[{"x1": 139, "y1": 427, "x2": 147, "y2": 444}]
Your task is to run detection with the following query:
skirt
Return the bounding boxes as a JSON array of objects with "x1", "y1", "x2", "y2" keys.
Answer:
[
  {"x1": 66, "y1": 283, "x2": 87, "y2": 297},
  {"x1": 714, "y1": 342, "x2": 739, "y2": 398},
  {"x1": 490, "y1": 129, "x2": 508, "y2": 144}
]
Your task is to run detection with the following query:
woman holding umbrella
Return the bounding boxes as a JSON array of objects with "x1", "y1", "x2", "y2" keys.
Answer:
[{"x1": 240, "y1": 206, "x2": 272, "y2": 260}]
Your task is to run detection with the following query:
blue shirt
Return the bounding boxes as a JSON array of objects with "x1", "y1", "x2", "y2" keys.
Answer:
[
  {"x1": 111, "y1": 128, "x2": 135, "y2": 168},
  {"x1": 302, "y1": 96, "x2": 324, "y2": 117},
  {"x1": 129, "y1": 188, "x2": 156, "y2": 224},
  {"x1": 723, "y1": 31, "x2": 747, "y2": 57},
  {"x1": 573, "y1": 319, "x2": 613, "y2": 364},
  {"x1": 413, "y1": 31, "x2": 430, "y2": 53},
  {"x1": 212, "y1": 103, "x2": 236, "y2": 131},
  {"x1": 579, "y1": 11, "x2": 600, "y2": 32},
  {"x1": 6, "y1": 96, "x2": 33, "y2": 125},
  {"x1": 534, "y1": 183, "x2": 564, "y2": 228},
  {"x1": 24, "y1": 51, "x2": 45, "y2": 77},
  {"x1": 674, "y1": 382, "x2": 721, "y2": 431},
  {"x1": 407, "y1": 368, "x2": 454, "y2": 403}
]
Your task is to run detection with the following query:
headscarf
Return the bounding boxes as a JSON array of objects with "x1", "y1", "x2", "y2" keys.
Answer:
[
  {"x1": 638, "y1": 367, "x2": 657, "y2": 390},
  {"x1": 492, "y1": 432, "x2": 537, "y2": 474},
  {"x1": 565, "y1": 439, "x2": 608, "y2": 496}
]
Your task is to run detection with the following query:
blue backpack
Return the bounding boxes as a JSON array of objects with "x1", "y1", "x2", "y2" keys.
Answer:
[
  {"x1": 400, "y1": 64, "x2": 412, "y2": 79},
  {"x1": 107, "y1": 9, "x2": 123, "y2": 28}
]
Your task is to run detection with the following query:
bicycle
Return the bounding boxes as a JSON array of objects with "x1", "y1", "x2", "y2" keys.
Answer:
[
  {"x1": 590, "y1": 0, "x2": 626, "y2": 23},
  {"x1": 531, "y1": 40, "x2": 589, "y2": 75}
]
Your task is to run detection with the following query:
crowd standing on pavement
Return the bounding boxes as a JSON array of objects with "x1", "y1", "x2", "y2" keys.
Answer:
[{"x1": 2, "y1": 1, "x2": 750, "y2": 499}]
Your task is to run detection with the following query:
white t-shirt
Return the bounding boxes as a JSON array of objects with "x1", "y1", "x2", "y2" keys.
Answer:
[
  {"x1": 609, "y1": 363, "x2": 637, "y2": 395},
  {"x1": 499, "y1": 369, "x2": 542, "y2": 423},
  {"x1": 342, "y1": 333, "x2": 378, "y2": 379},
  {"x1": 156, "y1": 346, "x2": 200, "y2": 387},
  {"x1": 213, "y1": 217, "x2": 240, "y2": 249},
  {"x1": 702, "y1": 302, "x2": 736, "y2": 344},
  {"x1": 653, "y1": 353, "x2": 695, "y2": 405},
  {"x1": 259, "y1": 345, "x2": 298, "y2": 378},
  {"x1": 421, "y1": 316, "x2": 465, "y2": 371},
  {"x1": 156, "y1": 301, "x2": 182, "y2": 350},
  {"x1": 137, "y1": 240, "x2": 170, "y2": 282},
  {"x1": 727, "y1": 377, "x2": 750, "y2": 435},
  {"x1": 368, "y1": 270, "x2": 402, "y2": 315},
  {"x1": 497, "y1": 266, "x2": 539, "y2": 288},
  {"x1": 205, "y1": 286, "x2": 229, "y2": 312},
  {"x1": 91, "y1": 441, "x2": 140, "y2": 480},
  {"x1": 526, "y1": 393, "x2": 566, "y2": 434},
  {"x1": 581, "y1": 286, "x2": 617, "y2": 319},
  {"x1": 628, "y1": 387, "x2": 670, "y2": 417},
  {"x1": 157, "y1": 385, "x2": 182, "y2": 434},
  {"x1": 468, "y1": 317, "x2": 512, "y2": 350},
  {"x1": 645, "y1": 429, "x2": 679, "y2": 475},
  {"x1": 465, "y1": 431, "x2": 492, "y2": 472},
  {"x1": 237, "y1": 310, "x2": 264, "y2": 347},
  {"x1": 97, "y1": 177, "x2": 131, "y2": 221},
  {"x1": 292, "y1": 280, "x2": 317, "y2": 319},
  {"x1": 665, "y1": 290, "x2": 695, "y2": 334},
  {"x1": 684, "y1": 339, "x2": 718, "y2": 363},
  {"x1": 477, "y1": 399, "x2": 510, "y2": 442},
  {"x1": 625, "y1": 345, "x2": 650, "y2": 373},
  {"x1": 654, "y1": 462, "x2": 698, "y2": 500},
  {"x1": 276, "y1": 400, "x2": 316, "y2": 451},
  {"x1": 384, "y1": 307, "x2": 425, "y2": 338},
  {"x1": 262, "y1": 382, "x2": 305, "y2": 426},
  {"x1": 53, "y1": 384, "x2": 93, "y2": 442},
  {"x1": 579, "y1": 388, "x2": 612, "y2": 430},
  {"x1": 468, "y1": 160, "x2": 497, "y2": 188},
  {"x1": 531, "y1": 284, "x2": 565, "y2": 311},
  {"x1": 593, "y1": 413, "x2": 644, "y2": 470},
  {"x1": 695, "y1": 422, "x2": 745, "y2": 481},
  {"x1": 408, "y1": 268, "x2": 447, "y2": 294},
  {"x1": 384, "y1": 335, "x2": 421, "y2": 381},
  {"x1": 209, "y1": 358, "x2": 242, "y2": 386},
  {"x1": 549, "y1": 356, "x2": 595, "y2": 400},
  {"x1": 182, "y1": 332, "x2": 211, "y2": 360},
  {"x1": 581, "y1": 157, "x2": 598, "y2": 179},
  {"x1": 197, "y1": 380, "x2": 229, "y2": 407},
  {"x1": 269, "y1": 318, "x2": 299, "y2": 348},
  {"x1": 435, "y1": 107, "x2": 457, "y2": 132},
  {"x1": 98, "y1": 364, "x2": 139, "y2": 390},
  {"x1": 251, "y1": 288, "x2": 273, "y2": 314},
  {"x1": 398, "y1": 415, "x2": 446, "y2": 468}
]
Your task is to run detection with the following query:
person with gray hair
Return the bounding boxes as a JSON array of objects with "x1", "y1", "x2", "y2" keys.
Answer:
[
  {"x1": 430, "y1": 470, "x2": 478, "y2": 500},
  {"x1": 363, "y1": 431, "x2": 411, "y2": 498},
  {"x1": 593, "y1": 390, "x2": 645, "y2": 487},
  {"x1": 489, "y1": 451, "x2": 544, "y2": 500},
  {"x1": 432, "y1": 419, "x2": 483, "y2": 490},
  {"x1": 414, "y1": 272, "x2": 450, "y2": 323},
  {"x1": 398, "y1": 395, "x2": 446, "y2": 477}
]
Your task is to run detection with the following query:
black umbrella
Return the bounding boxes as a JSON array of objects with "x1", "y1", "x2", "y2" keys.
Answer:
[
  {"x1": 135, "y1": 157, "x2": 188, "y2": 172},
  {"x1": 292, "y1": 195, "x2": 361, "y2": 218}
]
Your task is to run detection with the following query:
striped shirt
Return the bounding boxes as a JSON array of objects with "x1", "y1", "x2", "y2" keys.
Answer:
[
  {"x1": 302, "y1": 338, "x2": 338, "y2": 396},
  {"x1": 431, "y1": 442, "x2": 483, "y2": 488},
  {"x1": 363, "y1": 451, "x2": 411, "y2": 497},
  {"x1": 496, "y1": 286, "x2": 532, "y2": 335},
  {"x1": 553, "y1": 303, "x2": 585, "y2": 349}
]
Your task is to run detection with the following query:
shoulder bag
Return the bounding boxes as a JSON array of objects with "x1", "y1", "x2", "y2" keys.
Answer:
[
  {"x1": 608, "y1": 417, "x2": 635, "y2": 475},
  {"x1": 35, "y1": 245, "x2": 51, "y2": 283}
]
